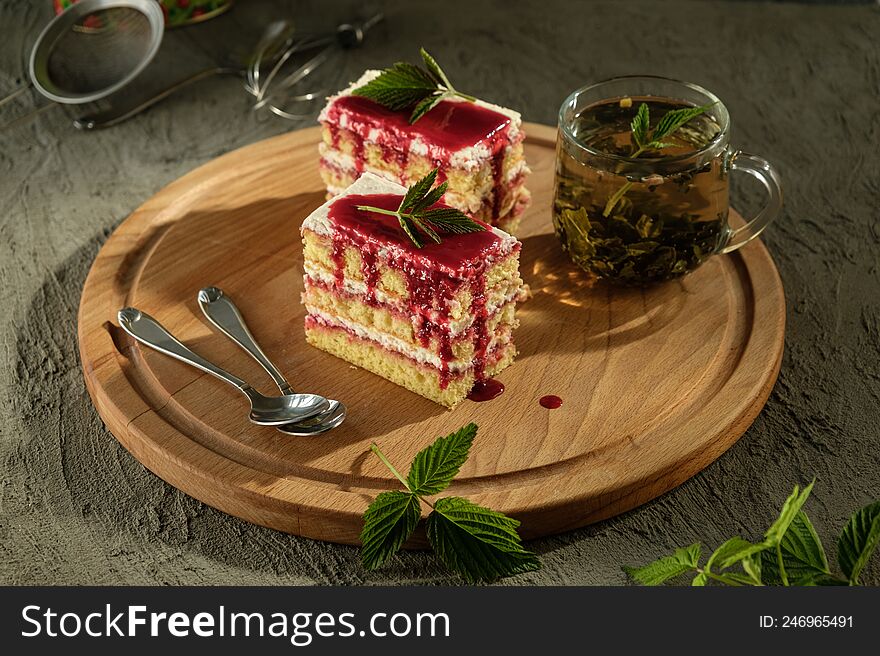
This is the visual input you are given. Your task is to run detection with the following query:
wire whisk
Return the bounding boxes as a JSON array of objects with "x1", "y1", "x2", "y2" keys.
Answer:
[{"x1": 245, "y1": 13, "x2": 383, "y2": 120}]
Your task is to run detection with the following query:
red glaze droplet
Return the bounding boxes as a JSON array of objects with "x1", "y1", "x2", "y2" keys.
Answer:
[
  {"x1": 467, "y1": 378, "x2": 505, "y2": 402},
  {"x1": 539, "y1": 395, "x2": 563, "y2": 409}
]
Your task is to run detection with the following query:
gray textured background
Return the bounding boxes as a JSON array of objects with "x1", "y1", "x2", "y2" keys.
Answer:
[{"x1": 1, "y1": 0, "x2": 878, "y2": 585}]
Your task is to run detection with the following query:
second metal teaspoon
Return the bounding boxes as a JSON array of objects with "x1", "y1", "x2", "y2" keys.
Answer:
[
  {"x1": 117, "y1": 307, "x2": 329, "y2": 425},
  {"x1": 197, "y1": 287, "x2": 346, "y2": 436}
]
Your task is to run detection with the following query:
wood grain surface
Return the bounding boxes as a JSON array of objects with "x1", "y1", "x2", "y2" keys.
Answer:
[{"x1": 77, "y1": 123, "x2": 785, "y2": 545}]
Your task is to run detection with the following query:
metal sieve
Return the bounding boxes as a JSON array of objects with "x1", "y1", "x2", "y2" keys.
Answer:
[{"x1": 1, "y1": 0, "x2": 164, "y2": 129}]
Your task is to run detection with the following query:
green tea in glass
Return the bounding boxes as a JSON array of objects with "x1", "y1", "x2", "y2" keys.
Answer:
[{"x1": 553, "y1": 76, "x2": 782, "y2": 285}]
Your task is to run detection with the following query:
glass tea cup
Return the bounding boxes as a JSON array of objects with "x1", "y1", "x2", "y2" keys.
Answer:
[{"x1": 553, "y1": 76, "x2": 782, "y2": 285}]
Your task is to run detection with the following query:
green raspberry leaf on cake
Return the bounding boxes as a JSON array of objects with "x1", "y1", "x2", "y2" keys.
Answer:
[
  {"x1": 409, "y1": 93, "x2": 447, "y2": 124},
  {"x1": 397, "y1": 214, "x2": 426, "y2": 248},
  {"x1": 351, "y1": 48, "x2": 476, "y2": 123},
  {"x1": 400, "y1": 167, "x2": 439, "y2": 212},
  {"x1": 352, "y1": 61, "x2": 439, "y2": 111},
  {"x1": 407, "y1": 422, "x2": 477, "y2": 496},
  {"x1": 357, "y1": 167, "x2": 486, "y2": 248},
  {"x1": 421, "y1": 208, "x2": 486, "y2": 234},
  {"x1": 426, "y1": 496, "x2": 540, "y2": 583},
  {"x1": 409, "y1": 181, "x2": 448, "y2": 214}
]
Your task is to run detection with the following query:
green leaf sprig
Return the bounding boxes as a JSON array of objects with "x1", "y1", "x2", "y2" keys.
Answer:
[
  {"x1": 361, "y1": 423, "x2": 541, "y2": 583},
  {"x1": 356, "y1": 167, "x2": 485, "y2": 248},
  {"x1": 629, "y1": 101, "x2": 715, "y2": 158},
  {"x1": 352, "y1": 48, "x2": 476, "y2": 123},
  {"x1": 602, "y1": 101, "x2": 715, "y2": 218},
  {"x1": 624, "y1": 480, "x2": 880, "y2": 586}
]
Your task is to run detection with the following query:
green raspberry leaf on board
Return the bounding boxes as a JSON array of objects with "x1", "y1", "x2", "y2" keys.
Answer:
[
  {"x1": 360, "y1": 491, "x2": 421, "y2": 570},
  {"x1": 764, "y1": 480, "x2": 815, "y2": 547},
  {"x1": 426, "y1": 497, "x2": 540, "y2": 583},
  {"x1": 406, "y1": 423, "x2": 477, "y2": 496},
  {"x1": 630, "y1": 102, "x2": 650, "y2": 149},
  {"x1": 623, "y1": 544, "x2": 701, "y2": 585},
  {"x1": 759, "y1": 511, "x2": 830, "y2": 585},
  {"x1": 837, "y1": 500, "x2": 880, "y2": 585}
]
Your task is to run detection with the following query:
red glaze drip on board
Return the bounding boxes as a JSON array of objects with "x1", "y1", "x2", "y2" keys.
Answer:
[
  {"x1": 539, "y1": 395, "x2": 563, "y2": 409},
  {"x1": 326, "y1": 193, "x2": 510, "y2": 390},
  {"x1": 467, "y1": 378, "x2": 505, "y2": 402}
]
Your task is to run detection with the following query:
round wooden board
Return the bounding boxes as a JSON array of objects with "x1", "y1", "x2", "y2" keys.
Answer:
[{"x1": 78, "y1": 123, "x2": 785, "y2": 545}]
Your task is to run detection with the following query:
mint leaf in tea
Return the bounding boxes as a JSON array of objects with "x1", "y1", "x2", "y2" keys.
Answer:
[{"x1": 554, "y1": 97, "x2": 728, "y2": 284}]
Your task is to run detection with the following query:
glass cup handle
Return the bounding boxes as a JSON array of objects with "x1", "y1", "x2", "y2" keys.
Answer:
[{"x1": 719, "y1": 151, "x2": 783, "y2": 254}]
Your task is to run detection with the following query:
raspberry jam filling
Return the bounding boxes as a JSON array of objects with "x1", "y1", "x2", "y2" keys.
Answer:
[{"x1": 326, "y1": 193, "x2": 516, "y2": 389}]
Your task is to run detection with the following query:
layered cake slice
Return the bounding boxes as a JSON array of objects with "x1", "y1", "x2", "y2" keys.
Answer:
[
  {"x1": 317, "y1": 70, "x2": 531, "y2": 234},
  {"x1": 301, "y1": 172, "x2": 523, "y2": 408}
]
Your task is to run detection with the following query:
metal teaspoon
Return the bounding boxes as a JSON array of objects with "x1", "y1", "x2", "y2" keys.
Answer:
[
  {"x1": 197, "y1": 287, "x2": 346, "y2": 436},
  {"x1": 117, "y1": 307, "x2": 330, "y2": 426}
]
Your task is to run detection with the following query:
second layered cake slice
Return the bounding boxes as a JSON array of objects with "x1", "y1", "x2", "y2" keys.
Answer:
[
  {"x1": 302, "y1": 173, "x2": 523, "y2": 408},
  {"x1": 318, "y1": 71, "x2": 531, "y2": 234}
]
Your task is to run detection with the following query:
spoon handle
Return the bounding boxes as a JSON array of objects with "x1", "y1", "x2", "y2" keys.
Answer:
[
  {"x1": 197, "y1": 287, "x2": 293, "y2": 394},
  {"x1": 118, "y1": 307, "x2": 250, "y2": 392}
]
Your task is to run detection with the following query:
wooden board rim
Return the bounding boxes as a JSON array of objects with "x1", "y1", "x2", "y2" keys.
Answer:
[{"x1": 77, "y1": 123, "x2": 785, "y2": 543}]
